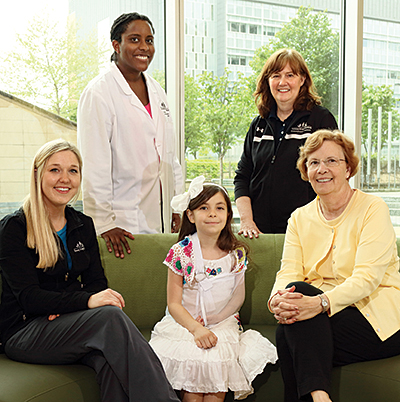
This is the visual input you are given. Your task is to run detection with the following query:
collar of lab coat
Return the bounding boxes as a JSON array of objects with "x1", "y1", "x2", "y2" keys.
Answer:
[{"x1": 110, "y1": 62, "x2": 159, "y2": 124}]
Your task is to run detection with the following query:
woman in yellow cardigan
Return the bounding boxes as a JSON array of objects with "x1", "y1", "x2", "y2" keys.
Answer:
[{"x1": 268, "y1": 129, "x2": 400, "y2": 402}]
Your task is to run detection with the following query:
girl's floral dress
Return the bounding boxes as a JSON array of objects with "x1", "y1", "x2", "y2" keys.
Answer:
[{"x1": 149, "y1": 234, "x2": 278, "y2": 400}]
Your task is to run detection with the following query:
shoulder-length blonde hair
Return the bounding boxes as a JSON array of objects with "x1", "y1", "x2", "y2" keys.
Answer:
[
  {"x1": 23, "y1": 139, "x2": 82, "y2": 270},
  {"x1": 297, "y1": 129, "x2": 360, "y2": 181},
  {"x1": 254, "y1": 48, "x2": 321, "y2": 118}
]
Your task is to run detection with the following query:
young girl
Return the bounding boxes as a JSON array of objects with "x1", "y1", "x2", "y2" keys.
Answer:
[{"x1": 150, "y1": 176, "x2": 278, "y2": 401}]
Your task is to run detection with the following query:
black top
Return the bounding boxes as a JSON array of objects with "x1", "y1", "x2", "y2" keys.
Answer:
[
  {"x1": 0, "y1": 206, "x2": 108, "y2": 347},
  {"x1": 268, "y1": 106, "x2": 297, "y2": 151},
  {"x1": 234, "y1": 104, "x2": 338, "y2": 233}
]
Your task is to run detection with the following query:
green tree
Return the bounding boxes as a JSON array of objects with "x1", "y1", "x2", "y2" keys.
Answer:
[
  {"x1": 362, "y1": 83, "x2": 400, "y2": 153},
  {"x1": 249, "y1": 6, "x2": 339, "y2": 116},
  {"x1": 184, "y1": 74, "x2": 206, "y2": 159},
  {"x1": 151, "y1": 69, "x2": 165, "y2": 90},
  {"x1": 148, "y1": 71, "x2": 206, "y2": 159},
  {"x1": 0, "y1": 13, "x2": 107, "y2": 121},
  {"x1": 198, "y1": 69, "x2": 255, "y2": 183}
]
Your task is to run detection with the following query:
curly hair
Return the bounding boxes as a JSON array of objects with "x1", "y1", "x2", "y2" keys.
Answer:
[{"x1": 297, "y1": 129, "x2": 360, "y2": 181}]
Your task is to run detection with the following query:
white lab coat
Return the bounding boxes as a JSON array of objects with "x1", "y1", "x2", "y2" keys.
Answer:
[{"x1": 77, "y1": 62, "x2": 183, "y2": 235}]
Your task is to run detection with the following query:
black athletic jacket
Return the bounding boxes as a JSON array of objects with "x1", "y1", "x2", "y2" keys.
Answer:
[
  {"x1": 234, "y1": 105, "x2": 338, "y2": 233},
  {"x1": 0, "y1": 206, "x2": 108, "y2": 348}
]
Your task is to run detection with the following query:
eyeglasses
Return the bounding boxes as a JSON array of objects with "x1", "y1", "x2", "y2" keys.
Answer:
[{"x1": 306, "y1": 158, "x2": 346, "y2": 170}]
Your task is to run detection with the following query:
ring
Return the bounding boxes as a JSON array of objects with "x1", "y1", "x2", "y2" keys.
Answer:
[{"x1": 283, "y1": 317, "x2": 287, "y2": 321}]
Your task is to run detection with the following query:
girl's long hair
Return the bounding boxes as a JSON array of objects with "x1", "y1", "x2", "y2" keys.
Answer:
[
  {"x1": 23, "y1": 139, "x2": 82, "y2": 270},
  {"x1": 178, "y1": 184, "x2": 249, "y2": 254}
]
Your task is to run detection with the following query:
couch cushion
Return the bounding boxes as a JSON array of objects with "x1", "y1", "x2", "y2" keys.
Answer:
[
  {"x1": 331, "y1": 355, "x2": 400, "y2": 401},
  {"x1": 0, "y1": 354, "x2": 99, "y2": 402},
  {"x1": 239, "y1": 234, "x2": 286, "y2": 326},
  {"x1": 99, "y1": 233, "x2": 179, "y2": 329}
]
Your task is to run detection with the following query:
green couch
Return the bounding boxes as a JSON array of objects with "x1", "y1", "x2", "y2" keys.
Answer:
[{"x1": 1, "y1": 234, "x2": 400, "y2": 401}]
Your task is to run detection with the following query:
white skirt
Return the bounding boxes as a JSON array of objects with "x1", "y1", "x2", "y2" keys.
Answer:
[{"x1": 149, "y1": 315, "x2": 278, "y2": 400}]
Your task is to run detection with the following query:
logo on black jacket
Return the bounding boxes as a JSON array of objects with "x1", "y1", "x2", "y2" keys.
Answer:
[
  {"x1": 74, "y1": 242, "x2": 85, "y2": 252},
  {"x1": 292, "y1": 122, "x2": 312, "y2": 133}
]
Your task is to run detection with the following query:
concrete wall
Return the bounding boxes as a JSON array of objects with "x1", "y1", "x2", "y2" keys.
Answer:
[{"x1": 0, "y1": 91, "x2": 77, "y2": 217}]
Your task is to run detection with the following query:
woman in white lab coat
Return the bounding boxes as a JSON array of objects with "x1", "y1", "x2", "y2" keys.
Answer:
[{"x1": 77, "y1": 12, "x2": 183, "y2": 258}]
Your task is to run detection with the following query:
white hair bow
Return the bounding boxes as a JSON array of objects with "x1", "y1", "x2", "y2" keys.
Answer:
[{"x1": 171, "y1": 175, "x2": 205, "y2": 214}]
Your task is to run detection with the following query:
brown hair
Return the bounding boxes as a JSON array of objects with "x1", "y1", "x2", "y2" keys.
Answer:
[
  {"x1": 178, "y1": 184, "x2": 248, "y2": 254},
  {"x1": 297, "y1": 129, "x2": 360, "y2": 181},
  {"x1": 254, "y1": 48, "x2": 321, "y2": 118}
]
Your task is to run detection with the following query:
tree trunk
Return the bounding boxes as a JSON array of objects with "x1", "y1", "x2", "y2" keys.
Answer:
[{"x1": 219, "y1": 155, "x2": 224, "y2": 185}]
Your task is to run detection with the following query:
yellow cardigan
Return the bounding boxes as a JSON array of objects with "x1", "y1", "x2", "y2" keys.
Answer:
[{"x1": 270, "y1": 189, "x2": 400, "y2": 341}]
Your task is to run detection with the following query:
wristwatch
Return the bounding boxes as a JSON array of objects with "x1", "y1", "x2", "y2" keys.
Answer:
[{"x1": 318, "y1": 294, "x2": 329, "y2": 313}]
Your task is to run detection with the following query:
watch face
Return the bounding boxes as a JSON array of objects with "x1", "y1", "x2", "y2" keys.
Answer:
[{"x1": 319, "y1": 294, "x2": 328, "y2": 311}]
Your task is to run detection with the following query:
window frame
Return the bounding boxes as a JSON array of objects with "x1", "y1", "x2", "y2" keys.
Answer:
[
  {"x1": 340, "y1": 0, "x2": 363, "y2": 188},
  {"x1": 165, "y1": 0, "x2": 365, "y2": 186}
]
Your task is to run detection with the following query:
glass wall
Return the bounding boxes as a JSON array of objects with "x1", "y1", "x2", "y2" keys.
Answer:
[
  {"x1": 0, "y1": 0, "x2": 165, "y2": 217},
  {"x1": 361, "y1": 1, "x2": 400, "y2": 233},
  {"x1": 183, "y1": 0, "x2": 341, "y2": 203},
  {"x1": 3, "y1": 0, "x2": 400, "y2": 231}
]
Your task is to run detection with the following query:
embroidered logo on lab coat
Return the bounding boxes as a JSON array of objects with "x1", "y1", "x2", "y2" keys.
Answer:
[{"x1": 160, "y1": 102, "x2": 170, "y2": 118}]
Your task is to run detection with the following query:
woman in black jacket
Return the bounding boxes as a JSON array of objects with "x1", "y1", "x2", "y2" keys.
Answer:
[
  {"x1": 0, "y1": 139, "x2": 179, "y2": 402},
  {"x1": 234, "y1": 48, "x2": 338, "y2": 235}
]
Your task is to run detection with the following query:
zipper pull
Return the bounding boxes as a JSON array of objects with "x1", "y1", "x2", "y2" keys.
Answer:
[{"x1": 65, "y1": 272, "x2": 69, "y2": 281}]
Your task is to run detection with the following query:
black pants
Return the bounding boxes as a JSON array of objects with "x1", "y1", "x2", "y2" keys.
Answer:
[
  {"x1": 5, "y1": 306, "x2": 179, "y2": 402},
  {"x1": 276, "y1": 281, "x2": 400, "y2": 402}
]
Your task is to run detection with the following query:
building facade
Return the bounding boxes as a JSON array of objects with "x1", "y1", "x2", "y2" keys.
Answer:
[{"x1": 68, "y1": 0, "x2": 400, "y2": 104}]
